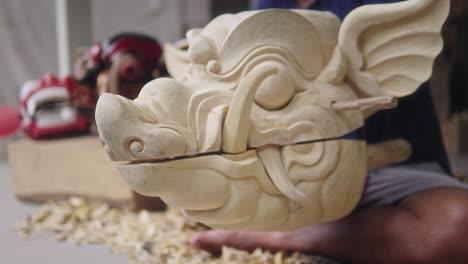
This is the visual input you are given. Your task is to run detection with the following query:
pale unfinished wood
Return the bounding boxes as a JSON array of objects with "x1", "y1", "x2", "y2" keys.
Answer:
[
  {"x1": 163, "y1": 43, "x2": 190, "y2": 81},
  {"x1": 339, "y1": 0, "x2": 449, "y2": 102},
  {"x1": 118, "y1": 140, "x2": 366, "y2": 231},
  {"x1": 257, "y1": 145, "x2": 306, "y2": 202},
  {"x1": 95, "y1": 0, "x2": 449, "y2": 230},
  {"x1": 331, "y1": 95, "x2": 397, "y2": 112},
  {"x1": 367, "y1": 139, "x2": 413, "y2": 170},
  {"x1": 8, "y1": 136, "x2": 133, "y2": 207}
]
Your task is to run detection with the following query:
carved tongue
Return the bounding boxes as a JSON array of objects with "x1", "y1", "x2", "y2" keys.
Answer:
[{"x1": 0, "y1": 105, "x2": 21, "y2": 137}]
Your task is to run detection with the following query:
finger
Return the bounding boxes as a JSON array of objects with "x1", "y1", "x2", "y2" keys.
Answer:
[{"x1": 191, "y1": 230, "x2": 288, "y2": 254}]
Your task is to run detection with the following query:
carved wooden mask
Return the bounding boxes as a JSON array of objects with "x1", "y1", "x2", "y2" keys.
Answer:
[{"x1": 96, "y1": 0, "x2": 449, "y2": 231}]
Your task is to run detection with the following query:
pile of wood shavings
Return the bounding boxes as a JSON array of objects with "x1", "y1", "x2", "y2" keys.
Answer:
[{"x1": 15, "y1": 197, "x2": 320, "y2": 264}]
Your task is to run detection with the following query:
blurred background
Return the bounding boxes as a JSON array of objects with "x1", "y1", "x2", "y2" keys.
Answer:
[
  {"x1": 0, "y1": 0, "x2": 254, "y2": 160},
  {"x1": 0, "y1": 0, "x2": 467, "y2": 175}
]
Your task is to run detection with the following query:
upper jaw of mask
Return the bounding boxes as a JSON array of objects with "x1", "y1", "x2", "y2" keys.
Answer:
[{"x1": 97, "y1": 10, "x2": 356, "y2": 164}]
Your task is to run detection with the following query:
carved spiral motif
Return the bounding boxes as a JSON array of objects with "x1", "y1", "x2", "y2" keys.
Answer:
[{"x1": 129, "y1": 138, "x2": 145, "y2": 155}]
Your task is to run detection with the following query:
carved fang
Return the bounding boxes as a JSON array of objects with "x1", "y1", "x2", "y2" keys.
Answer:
[{"x1": 257, "y1": 145, "x2": 306, "y2": 202}]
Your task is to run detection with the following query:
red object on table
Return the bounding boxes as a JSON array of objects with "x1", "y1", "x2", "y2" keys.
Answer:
[
  {"x1": 0, "y1": 105, "x2": 21, "y2": 137},
  {"x1": 19, "y1": 74, "x2": 90, "y2": 139}
]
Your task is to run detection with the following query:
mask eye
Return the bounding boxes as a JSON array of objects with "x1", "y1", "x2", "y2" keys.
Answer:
[{"x1": 254, "y1": 64, "x2": 295, "y2": 111}]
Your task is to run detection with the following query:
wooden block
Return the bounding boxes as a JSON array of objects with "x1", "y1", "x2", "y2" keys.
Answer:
[
  {"x1": 8, "y1": 136, "x2": 134, "y2": 208},
  {"x1": 367, "y1": 139, "x2": 412, "y2": 170}
]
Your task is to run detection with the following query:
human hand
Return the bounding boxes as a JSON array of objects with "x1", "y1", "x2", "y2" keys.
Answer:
[{"x1": 191, "y1": 227, "x2": 318, "y2": 255}]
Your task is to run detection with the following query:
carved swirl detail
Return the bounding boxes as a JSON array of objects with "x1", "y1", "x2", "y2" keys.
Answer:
[
  {"x1": 129, "y1": 139, "x2": 144, "y2": 154},
  {"x1": 124, "y1": 137, "x2": 149, "y2": 159}
]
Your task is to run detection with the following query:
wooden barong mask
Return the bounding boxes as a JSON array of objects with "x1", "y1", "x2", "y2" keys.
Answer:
[{"x1": 96, "y1": 0, "x2": 449, "y2": 231}]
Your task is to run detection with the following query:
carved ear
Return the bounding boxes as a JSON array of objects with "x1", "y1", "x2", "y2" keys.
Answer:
[
  {"x1": 163, "y1": 14, "x2": 242, "y2": 79},
  {"x1": 163, "y1": 43, "x2": 190, "y2": 81},
  {"x1": 338, "y1": 0, "x2": 449, "y2": 98}
]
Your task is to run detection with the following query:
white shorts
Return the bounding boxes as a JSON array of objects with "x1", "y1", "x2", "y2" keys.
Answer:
[{"x1": 357, "y1": 162, "x2": 468, "y2": 208}]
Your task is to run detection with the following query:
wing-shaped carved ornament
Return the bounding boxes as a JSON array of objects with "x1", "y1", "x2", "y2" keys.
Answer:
[{"x1": 338, "y1": 0, "x2": 449, "y2": 115}]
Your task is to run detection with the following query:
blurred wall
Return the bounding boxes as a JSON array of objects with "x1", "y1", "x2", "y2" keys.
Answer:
[
  {"x1": 0, "y1": 0, "x2": 58, "y2": 160},
  {"x1": 91, "y1": 0, "x2": 210, "y2": 44}
]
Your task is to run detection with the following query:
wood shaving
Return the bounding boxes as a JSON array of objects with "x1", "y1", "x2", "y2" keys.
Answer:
[{"x1": 15, "y1": 197, "x2": 327, "y2": 264}]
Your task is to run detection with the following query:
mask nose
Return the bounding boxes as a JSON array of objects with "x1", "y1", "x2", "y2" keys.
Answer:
[
  {"x1": 95, "y1": 93, "x2": 144, "y2": 161},
  {"x1": 95, "y1": 92, "x2": 191, "y2": 162}
]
